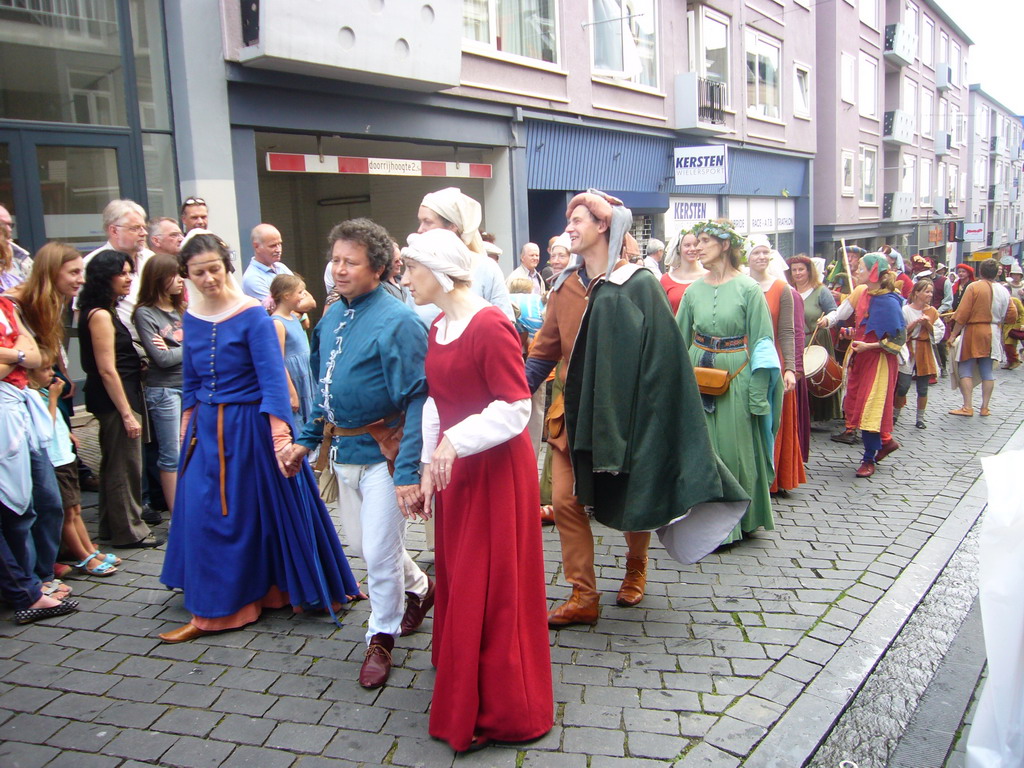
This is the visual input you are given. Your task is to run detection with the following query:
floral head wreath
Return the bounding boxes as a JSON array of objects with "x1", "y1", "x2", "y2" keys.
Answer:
[{"x1": 693, "y1": 220, "x2": 746, "y2": 264}]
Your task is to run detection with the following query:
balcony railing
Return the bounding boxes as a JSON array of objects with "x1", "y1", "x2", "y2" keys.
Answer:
[
  {"x1": 883, "y1": 109, "x2": 914, "y2": 145},
  {"x1": 883, "y1": 23, "x2": 916, "y2": 67},
  {"x1": 697, "y1": 77, "x2": 726, "y2": 126}
]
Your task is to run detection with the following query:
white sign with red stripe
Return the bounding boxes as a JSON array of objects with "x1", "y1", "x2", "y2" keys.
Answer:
[{"x1": 266, "y1": 152, "x2": 492, "y2": 179}]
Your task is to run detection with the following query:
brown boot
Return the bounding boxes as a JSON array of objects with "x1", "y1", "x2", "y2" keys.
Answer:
[
  {"x1": 547, "y1": 591, "x2": 599, "y2": 627},
  {"x1": 616, "y1": 556, "x2": 648, "y2": 607}
]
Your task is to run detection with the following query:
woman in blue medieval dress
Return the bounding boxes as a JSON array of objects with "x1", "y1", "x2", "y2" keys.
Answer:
[{"x1": 158, "y1": 232, "x2": 358, "y2": 643}]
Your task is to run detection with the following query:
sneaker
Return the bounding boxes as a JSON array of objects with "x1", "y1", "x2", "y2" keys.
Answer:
[{"x1": 915, "y1": 420, "x2": 926, "y2": 429}]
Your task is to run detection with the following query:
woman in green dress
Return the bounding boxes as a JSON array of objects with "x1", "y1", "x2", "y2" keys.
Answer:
[
  {"x1": 788, "y1": 255, "x2": 842, "y2": 422},
  {"x1": 676, "y1": 220, "x2": 781, "y2": 545}
]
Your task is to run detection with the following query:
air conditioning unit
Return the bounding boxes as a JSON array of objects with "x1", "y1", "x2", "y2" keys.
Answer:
[
  {"x1": 932, "y1": 196, "x2": 949, "y2": 217},
  {"x1": 935, "y1": 130, "x2": 952, "y2": 156},
  {"x1": 935, "y1": 63, "x2": 953, "y2": 91}
]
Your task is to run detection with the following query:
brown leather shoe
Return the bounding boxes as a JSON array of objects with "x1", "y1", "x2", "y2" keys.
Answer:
[
  {"x1": 616, "y1": 556, "x2": 648, "y2": 607},
  {"x1": 400, "y1": 577, "x2": 435, "y2": 636},
  {"x1": 547, "y1": 592, "x2": 599, "y2": 628},
  {"x1": 874, "y1": 438, "x2": 901, "y2": 462},
  {"x1": 359, "y1": 633, "x2": 395, "y2": 688},
  {"x1": 158, "y1": 623, "x2": 211, "y2": 644},
  {"x1": 855, "y1": 461, "x2": 876, "y2": 478}
]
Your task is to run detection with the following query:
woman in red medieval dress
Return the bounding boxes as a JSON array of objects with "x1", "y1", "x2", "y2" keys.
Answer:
[{"x1": 400, "y1": 227, "x2": 553, "y2": 753}]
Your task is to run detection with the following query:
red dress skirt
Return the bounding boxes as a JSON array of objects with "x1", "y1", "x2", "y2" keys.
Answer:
[{"x1": 425, "y1": 306, "x2": 553, "y2": 751}]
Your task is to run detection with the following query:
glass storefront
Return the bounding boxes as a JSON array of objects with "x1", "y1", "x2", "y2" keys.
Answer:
[{"x1": 0, "y1": 0, "x2": 175, "y2": 252}]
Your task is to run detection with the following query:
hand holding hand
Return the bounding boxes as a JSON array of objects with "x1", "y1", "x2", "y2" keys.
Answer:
[
  {"x1": 396, "y1": 484, "x2": 425, "y2": 520},
  {"x1": 278, "y1": 443, "x2": 309, "y2": 478}
]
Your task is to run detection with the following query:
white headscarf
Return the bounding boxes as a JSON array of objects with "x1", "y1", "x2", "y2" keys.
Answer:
[
  {"x1": 403, "y1": 229, "x2": 474, "y2": 293},
  {"x1": 551, "y1": 232, "x2": 571, "y2": 251},
  {"x1": 420, "y1": 188, "x2": 485, "y2": 255},
  {"x1": 767, "y1": 249, "x2": 789, "y2": 283}
]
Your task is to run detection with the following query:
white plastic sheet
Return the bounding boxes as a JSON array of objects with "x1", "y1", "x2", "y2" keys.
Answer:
[{"x1": 967, "y1": 451, "x2": 1024, "y2": 767}]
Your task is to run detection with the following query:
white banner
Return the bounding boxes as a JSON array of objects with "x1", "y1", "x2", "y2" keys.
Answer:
[
  {"x1": 665, "y1": 197, "x2": 718, "y2": 240},
  {"x1": 964, "y1": 222, "x2": 985, "y2": 243},
  {"x1": 674, "y1": 145, "x2": 728, "y2": 186}
]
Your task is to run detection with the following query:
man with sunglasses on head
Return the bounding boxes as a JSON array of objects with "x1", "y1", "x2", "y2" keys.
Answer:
[{"x1": 179, "y1": 196, "x2": 208, "y2": 233}]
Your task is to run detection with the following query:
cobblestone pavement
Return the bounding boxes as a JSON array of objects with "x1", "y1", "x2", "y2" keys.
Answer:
[{"x1": 2, "y1": 369, "x2": 1021, "y2": 768}]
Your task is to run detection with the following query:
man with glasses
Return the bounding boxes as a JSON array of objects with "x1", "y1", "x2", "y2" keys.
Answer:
[
  {"x1": 148, "y1": 217, "x2": 185, "y2": 257},
  {"x1": 84, "y1": 199, "x2": 153, "y2": 329},
  {"x1": 179, "y1": 197, "x2": 208, "y2": 233}
]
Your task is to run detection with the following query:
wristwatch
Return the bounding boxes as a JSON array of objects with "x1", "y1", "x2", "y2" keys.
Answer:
[{"x1": 16, "y1": 350, "x2": 25, "y2": 365}]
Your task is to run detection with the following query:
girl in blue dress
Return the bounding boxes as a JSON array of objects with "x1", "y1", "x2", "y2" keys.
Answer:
[
  {"x1": 159, "y1": 233, "x2": 358, "y2": 643},
  {"x1": 269, "y1": 274, "x2": 315, "y2": 432}
]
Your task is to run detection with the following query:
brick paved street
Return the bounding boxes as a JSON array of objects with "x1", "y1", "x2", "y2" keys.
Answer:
[{"x1": 2, "y1": 368, "x2": 1020, "y2": 768}]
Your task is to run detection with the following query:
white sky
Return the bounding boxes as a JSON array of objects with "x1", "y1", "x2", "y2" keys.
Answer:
[{"x1": 934, "y1": 0, "x2": 1024, "y2": 114}]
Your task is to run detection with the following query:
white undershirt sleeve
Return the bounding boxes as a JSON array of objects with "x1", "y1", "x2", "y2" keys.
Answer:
[
  {"x1": 420, "y1": 396, "x2": 440, "y2": 465},
  {"x1": 441, "y1": 398, "x2": 531, "y2": 459}
]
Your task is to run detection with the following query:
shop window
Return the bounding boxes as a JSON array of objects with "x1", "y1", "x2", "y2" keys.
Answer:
[
  {"x1": 687, "y1": 7, "x2": 731, "y2": 106},
  {"x1": 745, "y1": 29, "x2": 781, "y2": 120},
  {"x1": 592, "y1": 0, "x2": 658, "y2": 87},
  {"x1": 463, "y1": 0, "x2": 558, "y2": 64},
  {"x1": 859, "y1": 145, "x2": 877, "y2": 204},
  {"x1": 793, "y1": 65, "x2": 811, "y2": 118},
  {"x1": 841, "y1": 151, "x2": 855, "y2": 197}
]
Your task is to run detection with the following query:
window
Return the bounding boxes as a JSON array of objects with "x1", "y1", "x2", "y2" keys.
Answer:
[
  {"x1": 921, "y1": 17, "x2": 934, "y2": 67},
  {"x1": 859, "y1": 0, "x2": 878, "y2": 29},
  {"x1": 920, "y1": 157, "x2": 932, "y2": 206},
  {"x1": 858, "y1": 53, "x2": 878, "y2": 119},
  {"x1": 937, "y1": 97, "x2": 948, "y2": 133},
  {"x1": 904, "y1": 78, "x2": 917, "y2": 133},
  {"x1": 901, "y1": 153, "x2": 916, "y2": 195},
  {"x1": 976, "y1": 105, "x2": 989, "y2": 137},
  {"x1": 859, "y1": 145, "x2": 878, "y2": 204},
  {"x1": 688, "y1": 7, "x2": 731, "y2": 105},
  {"x1": 591, "y1": 0, "x2": 658, "y2": 87},
  {"x1": 951, "y1": 43, "x2": 961, "y2": 86},
  {"x1": 905, "y1": 1, "x2": 919, "y2": 36},
  {"x1": 948, "y1": 163, "x2": 958, "y2": 203},
  {"x1": 841, "y1": 151, "x2": 856, "y2": 196},
  {"x1": 464, "y1": 0, "x2": 558, "y2": 63},
  {"x1": 939, "y1": 31, "x2": 949, "y2": 65},
  {"x1": 937, "y1": 162, "x2": 946, "y2": 204},
  {"x1": 950, "y1": 103, "x2": 962, "y2": 145},
  {"x1": 920, "y1": 89, "x2": 933, "y2": 138},
  {"x1": 745, "y1": 29, "x2": 782, "y2": 119},
  {"x1": 840, "y1": 53, "x2": 856, "y2": 104},
  {"x1": 794, "y1": 65, "x2": 811, "y2": 118}
]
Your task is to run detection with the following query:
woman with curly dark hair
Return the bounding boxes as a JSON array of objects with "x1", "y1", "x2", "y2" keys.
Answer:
[{"x1": 79, "y1": 250, "x2": 160, "y2": 549}]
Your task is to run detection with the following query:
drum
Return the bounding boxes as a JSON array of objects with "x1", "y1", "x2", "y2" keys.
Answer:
[{"x1": 804, "y1": 345, "x2": 843, "y2": 398}]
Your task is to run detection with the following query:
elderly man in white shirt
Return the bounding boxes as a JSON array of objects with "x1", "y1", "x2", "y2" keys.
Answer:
[
  {"x1": 643, "y1": 238, "x2": 665, "y2": 274},
  {"x1": 83, "y1": 199, "x2": 153, "y2": 332},
  {"x1": 242, "y1": 223, "x2": 293, "y2": 303}
]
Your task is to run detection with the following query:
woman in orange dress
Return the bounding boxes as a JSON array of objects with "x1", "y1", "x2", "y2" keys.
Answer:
[{"x1": 747, "y1": 237, "x2": 804, "y2": 493}]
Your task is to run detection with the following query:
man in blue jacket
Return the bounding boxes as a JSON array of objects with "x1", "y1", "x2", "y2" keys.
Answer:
[{"x1": 283, "y1": 218, "x2": 433, "y2": 689}]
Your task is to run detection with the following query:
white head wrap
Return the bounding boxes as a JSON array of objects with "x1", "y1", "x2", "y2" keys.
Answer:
[
  {"x1": 745, "y1": 233, "x2": 772, "y2": 254},
  {"x1": 403, "y1": 229, "x2": 474, "y2": 294},
  {"x1": 552, "y1": 232, "x2": 571, "y2": 251},
  {"x1": 811, "y1": 257, "x2": 827, "y2": 284},
  {"x1": 420, "y1": 187, "x2": 485, "y2": 255},
  {"x1": 767, "y1": 250, "x2": 789, "y2": 283}
]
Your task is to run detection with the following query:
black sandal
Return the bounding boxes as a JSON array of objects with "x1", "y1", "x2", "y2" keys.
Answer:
[{"x1": 15, "y1": 599, "x2": 79, "y2": 625}]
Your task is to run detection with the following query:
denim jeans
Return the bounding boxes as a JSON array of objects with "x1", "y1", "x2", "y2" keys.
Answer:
[
  {"x1": 0, "y1": 500, "x2": 42, "y2": 609},
  {"x1": 29, "y1": 446, "x2": 64, "y2": 583},
  {"x1": 145, "y1": 386, "x2": 182, "y2": 472}
]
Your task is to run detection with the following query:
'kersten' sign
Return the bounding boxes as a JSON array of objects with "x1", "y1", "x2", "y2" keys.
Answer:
[{"x1": 674, "y1": 145, "x2": 728, "y2": 186}]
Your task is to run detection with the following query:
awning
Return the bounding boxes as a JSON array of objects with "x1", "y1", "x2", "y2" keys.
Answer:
[{"x1": 968, "y1": 250, "x2": 999, "y2": 261}]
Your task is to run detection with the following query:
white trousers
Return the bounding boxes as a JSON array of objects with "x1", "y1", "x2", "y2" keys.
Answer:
[{"x1": 333, "y1": 461, "x2": 429, "y2": 644}]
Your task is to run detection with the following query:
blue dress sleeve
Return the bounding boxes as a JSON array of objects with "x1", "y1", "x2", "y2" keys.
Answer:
[
  {"x1": 181, "y1": 315, "x2": 199, "y2": 411},
  {"x1": 247, "y1": 310, "x2": 296, "y2": 430}
]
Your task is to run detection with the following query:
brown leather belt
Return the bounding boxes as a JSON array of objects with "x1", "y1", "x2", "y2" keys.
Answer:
[{"x1": 314, "y1": 412, "x2": 403, "y2": 475}]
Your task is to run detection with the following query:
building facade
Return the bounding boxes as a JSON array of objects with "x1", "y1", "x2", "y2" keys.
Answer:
[
  {"x1": 813, "y1": 0, "x2": 972, "y2": 267},
  {"x1": 964, "y1": 86, "x2": 1024, "y2": 266}
]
